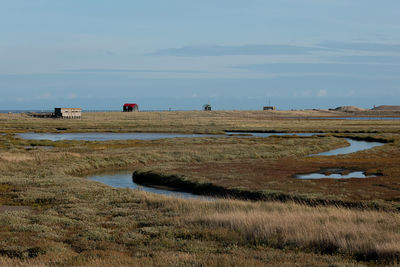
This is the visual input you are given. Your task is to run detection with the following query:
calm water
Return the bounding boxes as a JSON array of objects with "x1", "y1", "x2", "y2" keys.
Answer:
[
  {"x1": 226, "y1": 134, "x2": 384, "y2": 156},
  {"x1": 20, "y1": 132, "x2": 384, "y2": 187},
  {"x1": 18, "y1": 131, "x2": 386, "y2": 191},
  {"x1": 17, "y1": 132, "x2": 218, "y2": 141},
  {"x1": 18, "y1": 132, "x2": 323, "y2": 141},
  {"x1": 312, "y1": 139, "x2": 384, "y2": 156},
  {"x1": 88, "y1": 172, "x2": 212, "y2": 200},
  {"x1": 88, "y1": 138, "x2": 385, "y2": 197},
  {"x1": 18, "y1": 132, "x2": 383, "y2": 158},
  {"x1": 296, "y1": 171, "x2": 375, "y2": 179}
]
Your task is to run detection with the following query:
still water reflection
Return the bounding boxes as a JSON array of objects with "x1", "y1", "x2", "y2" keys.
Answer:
[
  {"x1": 17, "y1": 132, "x2": 217, "y2": 141},
  {"x1": 88, "y1": 171, "x2": 212, "y2": 200},
  {"x1": 296, "y1": 171, "x2": 375, "y2": 179},
  {"x1": 311, "y1": 139, "x2": 384, "y2": 156}
]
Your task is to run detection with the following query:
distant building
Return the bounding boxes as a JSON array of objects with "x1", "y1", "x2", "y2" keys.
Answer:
[
  {"x1": 263, "y1": 106, "x2": 276, "y2": 111},
  {"x1": 54, "y1": 108, "x2": 82, "y2": 118},
  {"x1": 203, "y1": 104, "x2": 211, "y2": 111},
  {"x1": 123, "y1": 103, "x2": 139, "y2": 112}
]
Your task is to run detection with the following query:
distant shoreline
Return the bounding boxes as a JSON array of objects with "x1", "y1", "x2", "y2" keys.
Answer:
[{"x1": 1, "y1": 109, "x2": 400, "y2": 118}]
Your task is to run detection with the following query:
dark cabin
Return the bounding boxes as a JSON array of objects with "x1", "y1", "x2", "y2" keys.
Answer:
[
  {"x1": 263, "y1": 106, "x2": 276, "y2": 111},
  {"x1": 203, "y1": 104, "x2": 211, "y2": 111},
  {"x1": 123, "y1": 103, "x2": 139, "y2": 112}
]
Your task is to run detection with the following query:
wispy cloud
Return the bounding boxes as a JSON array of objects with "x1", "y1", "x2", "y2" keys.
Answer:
[
  {"x1": 318, "y1": 41, "x2": 400, "y2": 52},
  {"x1": 64, "y1": 68, "x2": 208, "y2": 74},
  {"x1": 154, "y1": 42, "x2": 400, "y2": 58},
  {"x1": 154, "y1": 44, "x2": 325, "y2": 57},
  {"x1": 234, "y1": 63, "x2": 400, "y2": 77},
  {"x1": 329, "y1": 55, "x2": 400, "y2": 64}
]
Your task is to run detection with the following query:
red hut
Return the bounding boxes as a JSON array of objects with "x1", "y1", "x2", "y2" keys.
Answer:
[{"x1": 123, "y1": 103, "x2": 139, "y2": 112}]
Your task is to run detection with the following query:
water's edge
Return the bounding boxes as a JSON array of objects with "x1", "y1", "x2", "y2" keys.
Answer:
[
  {"x1": 127, "y1": 171, "x2": 395, "y2": 211},
  {"x1": 88, "y1": 136, "x2": 386, "y2": 202}
]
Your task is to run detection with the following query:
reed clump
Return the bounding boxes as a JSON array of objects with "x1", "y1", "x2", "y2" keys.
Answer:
[
  {"x1": 196, "y1": 207, "x2": 400, "y2": 262},
  {"x1": 135, "y1": 193, "x2": 400, "y2": 263}
]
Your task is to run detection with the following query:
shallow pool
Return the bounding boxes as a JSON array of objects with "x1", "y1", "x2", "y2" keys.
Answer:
[
  {"x1": 311, "y1": 139, "x2": 384, "y2": 156},
  {"x1": 296, "y1": 171, "x2": 376, "y2": 179},
  {"x1": 17, "y1": 132, "x2": 218, "y2": 141},
  {"x1": 88, "y1": 171, "x2": 213, "y2": 200}
]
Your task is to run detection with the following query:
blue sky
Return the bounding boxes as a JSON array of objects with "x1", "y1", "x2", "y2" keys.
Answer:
[{"x1": 1, "y1": 0, "x2": 399, "y2": 110}]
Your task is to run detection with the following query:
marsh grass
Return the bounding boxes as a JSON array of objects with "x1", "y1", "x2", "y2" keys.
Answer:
[
  {"x1": 0, "y1": 189, "x2": 390, "y2": 266},
  {"x1": 0, "y1": 111, "x2": 399, "y2": 265},
  {"x1": 1, "y1": 110, "x2": 400, "y2": 134},
  {"x1": 196, "y1": 207, "x2": 400, "y2": 261},
  {"x1": 131, "y1": 193, "x2": 400, "y2": 262}
]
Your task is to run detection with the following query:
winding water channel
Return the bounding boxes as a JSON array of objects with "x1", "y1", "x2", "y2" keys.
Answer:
[
  {"x1": 17, "y1": 131, "x2": 322, "y2": 141},
  {"x1": 309, "y1": 139, "x2": 384, "y2": 156},
  {"x1": 89, "y1": 171, "x2": 211, "y2": 200},
  {"x1": 82, "y1": 134, "x2": 385, "y2": 199},
  {"x1": 16, "y1": 131, "x2": 385, "y2": 197},
  {"x1": 17, "y1": 132, "x2": 217, "y2": 141},
  {"x1": 16, "y1": 132, "x2": 385, "y2": 196}
]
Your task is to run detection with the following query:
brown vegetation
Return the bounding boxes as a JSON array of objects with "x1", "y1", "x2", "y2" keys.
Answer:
[
  {"x1": 0, "y1": 111, "x2": 399, "y2": 265},
  {"x1": 1, "y1": 110, "x2": 400, "y2": 134}
]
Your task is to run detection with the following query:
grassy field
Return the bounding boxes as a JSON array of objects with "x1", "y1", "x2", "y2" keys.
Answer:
[
  {"x1": 0, "y1": 111, "x2": 399, "y2": 266},
  {"x1": 2, "y1": 110, "x2": 400, "y2": 133}
]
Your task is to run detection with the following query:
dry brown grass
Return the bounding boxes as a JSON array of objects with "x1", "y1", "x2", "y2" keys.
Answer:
[
  {"x1": 1, "y1": 110, "x2": 400, "y2": 134},
  {"x1": 0, "y1": 247, "x2": 362, "y2": 267},
  {"x1": 0, "y1": 153, "x2": 34, "y2": 162},
  {"x1": 196, "y1": 206, "x2": 400, "y2": 261},
  {"x1": 0, "y1": 111, "x2": 400, "y2": 265},
  {"x1": 134, "y1": 193, "x2": 400, "y2": 262}
]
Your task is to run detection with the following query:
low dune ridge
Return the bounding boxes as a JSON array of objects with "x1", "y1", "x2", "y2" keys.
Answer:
[
  {"x1": 371, "y1": 105, "x2": 400, "y2": 111},
  {"x1": 333, "y1": 106, "x2": 367, "y2": 112}
]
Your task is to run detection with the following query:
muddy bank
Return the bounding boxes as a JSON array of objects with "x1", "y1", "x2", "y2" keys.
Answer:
[
  {"x1": 132, "y1": 171, "x2": 397, "y2": 211},
  {"x1": 88, "y1": 171, "x2": 212, "y2": 200},
  {"x1": 333, "y1": 135, "x2": 392, "y2": 143}
]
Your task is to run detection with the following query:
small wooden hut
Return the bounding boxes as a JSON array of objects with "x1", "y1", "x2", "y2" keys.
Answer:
[
  {"x1": 123, "y1": 103, "x2": 139, "y2": 112},
  {"x1": 54, "y1": 108, "x2": 82, "y2": 118}
]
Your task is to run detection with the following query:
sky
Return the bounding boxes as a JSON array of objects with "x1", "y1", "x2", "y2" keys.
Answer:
[{"x1": 1, "y1": 0, "x2": 400, "y2": 110}]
